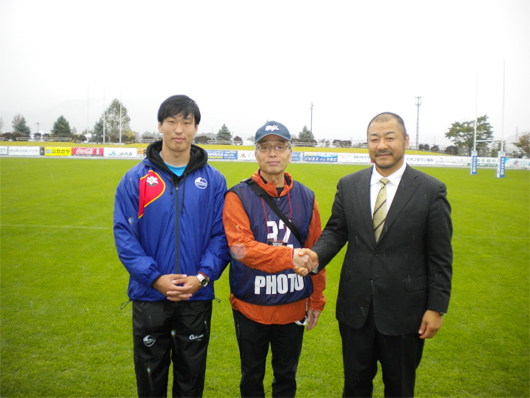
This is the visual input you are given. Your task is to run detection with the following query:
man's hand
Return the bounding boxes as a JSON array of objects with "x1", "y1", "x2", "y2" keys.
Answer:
[
  {"x1": 306, "y1": 309, "x2": 321, "y2": 330},
  {"x1": 418, "y1": 310, "x2": 444, "y2": 339},
  {"x1": 292, "y1": 248, "x2": 319, "y2": 276},
  {"x1": 153, "y1": 274, "x2": 201, "y2": 302}
]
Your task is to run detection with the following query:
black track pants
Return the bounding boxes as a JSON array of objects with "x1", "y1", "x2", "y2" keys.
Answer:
[
  {"x1": 132, "y1": 300, "x2": 212, "y2": 398},
  {"x1": 233, "y1": 309, "x2": 305, "y2": 398}
]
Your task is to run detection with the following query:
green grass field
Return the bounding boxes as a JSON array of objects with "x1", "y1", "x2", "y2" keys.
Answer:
[{"x1": 1, "y1": 157, "x2": 528, "y2": 397}]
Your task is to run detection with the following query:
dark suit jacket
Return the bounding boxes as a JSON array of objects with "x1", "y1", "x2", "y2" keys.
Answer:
[{"x1": 312, "y1": 165, "x2": 452, "y2": 335}]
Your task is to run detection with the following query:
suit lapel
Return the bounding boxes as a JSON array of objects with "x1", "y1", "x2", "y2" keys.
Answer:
[
  {"x1": 351, "y1": 167, "x2": 378, "y2": 246},
  {"x1": 357, "y1": 168, "x2": 374, "y2": 237},
  {"x1": 379, "y1": 166, "x2": 421, "y2": 242}
]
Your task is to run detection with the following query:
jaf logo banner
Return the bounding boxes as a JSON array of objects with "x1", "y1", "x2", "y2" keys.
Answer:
[
  {"x1": 45, "y1": 147, "x2": 72, "y2": 156},
  {"x1": 104, "y1": 148, "x2": 138, "y2": 158}
]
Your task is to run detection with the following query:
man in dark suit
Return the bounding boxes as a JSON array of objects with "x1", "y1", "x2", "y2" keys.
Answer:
[{"x1": 296, "y1": 112, "x2": 453, "y2": 397}]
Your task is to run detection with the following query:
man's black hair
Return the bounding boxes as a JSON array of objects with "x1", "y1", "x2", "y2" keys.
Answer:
[
  {"x1": 367, "y1": 112, "x2": 407, "y2": 138},
  {"x1": 157, "y1": 95, "x2": 201, "y2": 125}
]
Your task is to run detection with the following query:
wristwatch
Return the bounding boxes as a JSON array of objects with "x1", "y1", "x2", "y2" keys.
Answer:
[{"x1": 196, "y1": 272, "x2": 210, "y2": 288}]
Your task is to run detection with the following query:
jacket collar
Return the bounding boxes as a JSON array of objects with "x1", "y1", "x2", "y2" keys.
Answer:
[
  {"x1": 251, "y1": 169, "x2": 293, "y2": 197},
  {"x1": 145, "y1": 140, "x2": 207, "y2": 177},
  {"x1": 376, "y1": 165, "x2": 421, "y2": 244}
]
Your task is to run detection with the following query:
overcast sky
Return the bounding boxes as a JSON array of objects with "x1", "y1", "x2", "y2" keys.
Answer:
[{"x1": 1, "y1": 0, "x2": 529, "y2": 146}]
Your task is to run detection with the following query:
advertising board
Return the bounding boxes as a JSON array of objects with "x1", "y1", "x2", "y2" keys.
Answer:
[{"x1": 71, "y1": 147, "x2": 104, "y2": 156}]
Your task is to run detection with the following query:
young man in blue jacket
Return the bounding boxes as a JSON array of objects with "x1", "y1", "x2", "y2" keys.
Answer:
[{"x1": 114, "y1": 95, "x2": 230, "y2": 397}]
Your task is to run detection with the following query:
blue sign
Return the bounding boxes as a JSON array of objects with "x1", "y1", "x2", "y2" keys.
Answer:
[
  {"x1": 291, "y1": 152, "x2": 302, "y2": 162},
  {"x1": 206, "y1": 150, "x2": 238, "y2": 160},
  {"x1": 303, "y1": 153, "x2": 338, "y2": 163},
  {"x1": 496, "y1": 151, "x2": 506, "y2": 178},
  {"x1": 470, "y1": 151, "x2": 478, "y2": 175}
]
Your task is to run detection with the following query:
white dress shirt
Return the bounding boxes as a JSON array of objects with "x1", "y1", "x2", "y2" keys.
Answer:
[{"x1": 370, "y1": 162, "x2": 407, "y2": 218}]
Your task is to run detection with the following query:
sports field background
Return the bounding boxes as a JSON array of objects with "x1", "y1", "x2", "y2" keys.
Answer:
[{"x1": 1, "y1": 157, "x2": 528, "y2": 397}]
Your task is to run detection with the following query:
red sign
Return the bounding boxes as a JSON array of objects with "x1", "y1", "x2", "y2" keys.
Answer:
[{"x1": 71, "y1": 147, "x2": 104, "y2": 156}]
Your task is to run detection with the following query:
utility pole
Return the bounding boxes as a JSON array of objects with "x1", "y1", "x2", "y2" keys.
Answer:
[
  {"x1": 87, "y1": 86, "x2": 90, "y2": 137},
  {"x1": 415, "y1": 96, "x2": 422, "y2": 149},
  {"x1": 103, "y1": 87, "x2": 106, "y2": 144},
  {"x1": 119, "y1": 87, "x2": 122, "y2": 144},
  {"x1": 310, "y1": 102, "x2": 314, "y2": 135}
]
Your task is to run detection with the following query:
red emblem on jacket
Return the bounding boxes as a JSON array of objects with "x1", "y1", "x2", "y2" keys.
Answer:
[{"x1": 139, "y1": 171, "x2": 165, "y2": 218}]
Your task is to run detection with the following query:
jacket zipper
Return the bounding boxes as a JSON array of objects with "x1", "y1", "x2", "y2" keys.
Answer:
[{"x1": 175, "y1": 182, "x2": 180, "y2": 274}]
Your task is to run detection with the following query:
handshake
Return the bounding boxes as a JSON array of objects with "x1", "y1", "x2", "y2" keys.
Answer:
[{"x1": 292, "y1": 248, "x2": 319, "y2": 276}]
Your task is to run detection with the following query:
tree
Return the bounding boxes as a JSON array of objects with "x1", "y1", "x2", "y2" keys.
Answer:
[
  {"x1": 51, "y1": 115, "x2": 72, "y2": 137},
  {"x1": 194, "y1": 134, "x2": 210, "y2": 145},
  {"x1": 92, "y1": 118, "x2": 104, "y2": 142},
  {"x1": 489, "y1": 140, "x2": 506, "y2": 158},
  {"x1": 1, "y1": 132, "x2": 13, "y2": 141},
  {"x1": 72, "y1": 132, "x2": 87, "y2": 143},
  {"x1": 122, "y1": 130, "x2": 136, "y2": 144},
  {"x1": 445, "y1": 114, "x2": 493, "y2": 155},
  {"x1": 233, "y1": 136, "x2": 243, "y2": 145},
  {"x1": 217, "y1": 124, "x2": 232, "y2": 142},
  {"x1": 140, "y1": 131, "x2": 161, "y2": 143},
  {"x1": 445, "y1": 145, "x2": 458, "y2": 155},
  {"x1": 319, "y1": 138, "x2": 330, "y2": 147},
  {"x1": 298, "y1": 125, "x2": 314, "y2": 142},
  {"x1": 514, "y1": 132, "x2": 530, "y2": 155},
  {"x1": 94, "y1": 99, "x2": 132, "y2": 143},
  {"x1": 12, "y1": 114, "x2": 31, "y2": 136}
]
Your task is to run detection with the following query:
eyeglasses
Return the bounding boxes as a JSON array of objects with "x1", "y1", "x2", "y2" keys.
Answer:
[{"x1": 256, "y1": 144, "x2": 290, "y2": 153}]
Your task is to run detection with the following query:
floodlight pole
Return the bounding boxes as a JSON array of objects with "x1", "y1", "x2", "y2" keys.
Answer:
[
  {"x1": 87, "y1": 86, "x2": 90, "y2": 137},
  {"x1": 103, "y1": 87, "x2": 106, "y2": 144},
  {"x1": 119, "y1": 87, "x2": 122, "y2": 144},
  {"x1": 310, "y1": 102, "x2": 314, "y2": 135},
  {"x1": 501, "y1": 61, "x2": 505, "y2": 152},
  {"x1": 473, "y1": 73, "x2": 478, "y2": 152},
  {"x1": 470, "y1": 74, "x2": 478, "y2": 175},
  {"x1": 497, "y1": 61, "x2": 506, "y2": 178},
  {"x1": 415, "y1": 96, "x2": 422, "y2": 149}
]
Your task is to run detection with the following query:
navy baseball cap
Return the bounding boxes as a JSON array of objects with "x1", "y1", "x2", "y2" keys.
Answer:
[{"x1": 254, "y1": 121, "x2": 292, "y2": 143}]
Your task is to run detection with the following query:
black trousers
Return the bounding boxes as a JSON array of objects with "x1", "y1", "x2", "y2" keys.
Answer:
[
  {"x1": 233, "y1": 309, "x2": 305, "y2": 398},
  {"x1": 339, "y1": 307, "x2": 424, "y2": 398},
  {"x1": 132, "y1": 300, "x2": 212, "y2": 398}
]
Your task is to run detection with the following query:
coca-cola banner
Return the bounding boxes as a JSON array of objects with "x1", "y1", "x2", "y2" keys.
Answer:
[{"x1": 71, "y1": 147, "x2": 104, "y2": 156}]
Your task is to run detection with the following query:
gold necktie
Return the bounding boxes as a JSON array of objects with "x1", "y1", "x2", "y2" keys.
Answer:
[{"x1": 373, "y1": 178, "x2": 389, "y2": 242}]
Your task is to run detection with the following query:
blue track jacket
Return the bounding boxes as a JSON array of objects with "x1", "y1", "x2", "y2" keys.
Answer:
[{"x1": 113, "y1": 141, "x2": 230, "y2": 301}]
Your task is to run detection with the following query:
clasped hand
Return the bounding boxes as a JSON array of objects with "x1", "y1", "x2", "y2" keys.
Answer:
[
  {"x1": 153, "y1": 274, "x2": 200, "y2": 301},
  {"x1": 292, "y1": 248, "x2": 319, "y2": 276}
]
